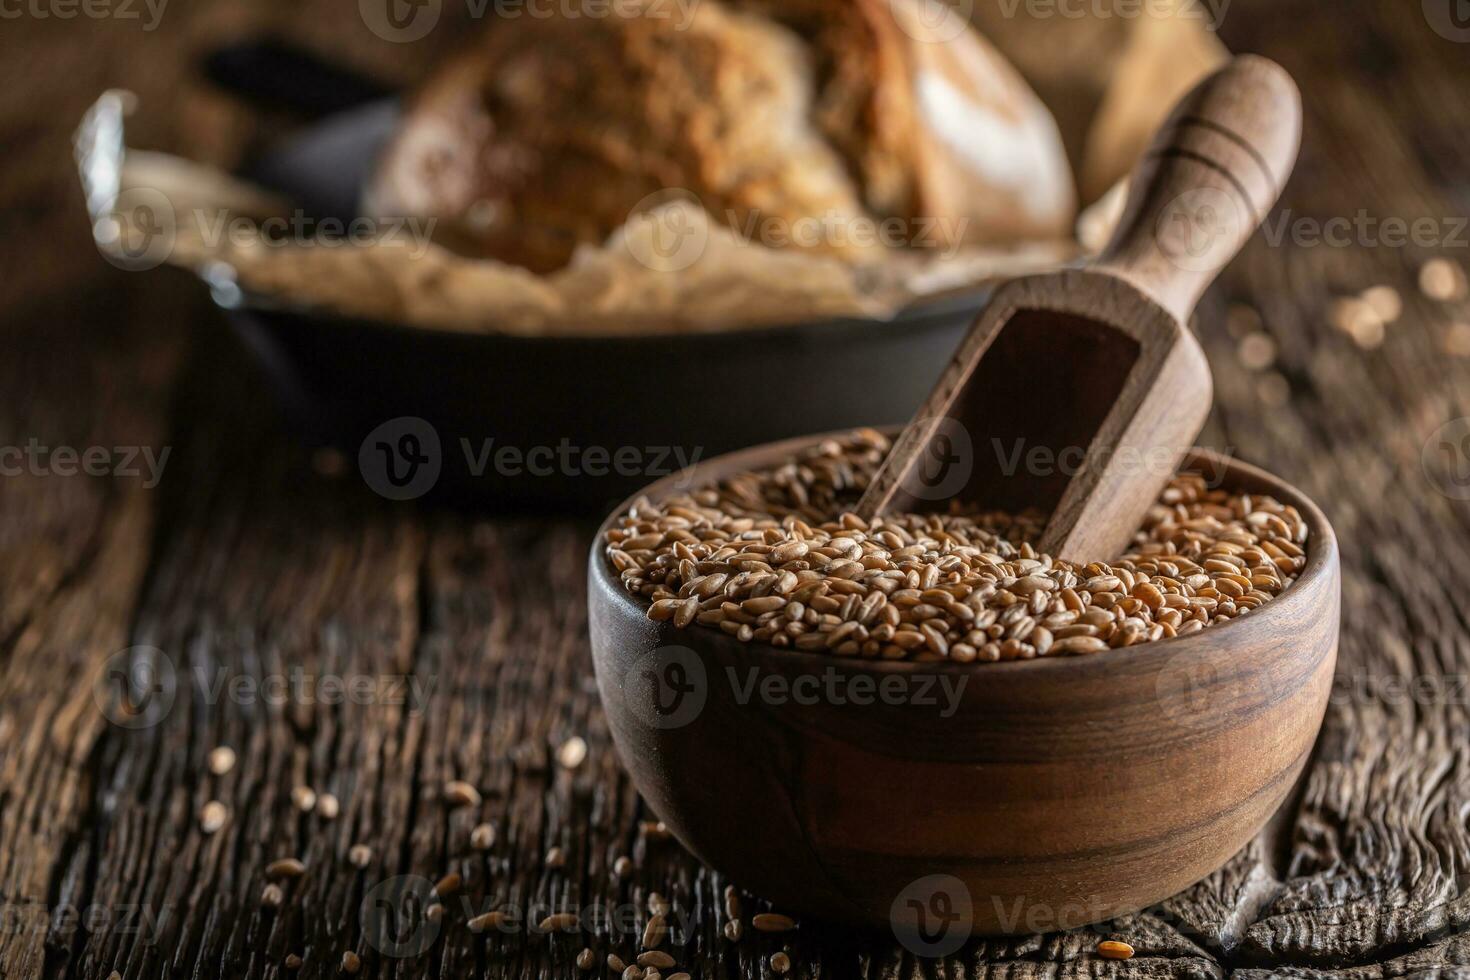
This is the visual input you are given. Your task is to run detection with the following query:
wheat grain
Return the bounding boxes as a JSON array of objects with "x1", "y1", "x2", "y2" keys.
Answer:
[
  {"x1": 207, "y1": 746, "x2": 236, "y2": 775},
  {"x1": 606, "y1": 432, "x2": 1306, "y2": 662},
  {"x1": 200, "y1": 801, "x2": 227, "y2": 834}
]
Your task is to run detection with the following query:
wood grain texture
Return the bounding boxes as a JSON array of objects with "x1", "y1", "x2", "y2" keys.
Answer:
[{"x1": 2, "y1": 1, "x2": 1470, "y2": 978}]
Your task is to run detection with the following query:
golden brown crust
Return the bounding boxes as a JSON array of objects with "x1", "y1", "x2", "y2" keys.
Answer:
[
  {"x1": 366, "y1": 0, "x2": 871, "y2": 273},
  {"x1": 366, "y1": 0, "x2": 1075, "y2": 272}
]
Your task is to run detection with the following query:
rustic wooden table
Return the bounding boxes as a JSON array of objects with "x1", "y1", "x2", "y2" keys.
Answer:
[{"x1": 5, "y1": 2, "x2": 1470, "y2": 977}]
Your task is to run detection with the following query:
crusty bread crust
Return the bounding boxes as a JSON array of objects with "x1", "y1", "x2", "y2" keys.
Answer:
[{"x1": 365, "y1": 0, "x2": 1074, "y2": 272}]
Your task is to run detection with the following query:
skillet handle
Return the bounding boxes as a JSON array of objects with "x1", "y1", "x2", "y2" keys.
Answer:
[{"x1": 204, "y1": 36, "x2": 394, "y2": 121}]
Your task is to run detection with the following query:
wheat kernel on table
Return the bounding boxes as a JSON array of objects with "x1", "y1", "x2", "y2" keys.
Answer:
[
  {"x1": 290, "y1": 785, "x2": 316, "y2": 812},
  {"x1": 199, "y1": 800, "x2": 228, "y2": 834},
  {"x1": 316, "y1": 792, "x2": 340, "y2": 820},
  {"x1": 577, "y1": 948, "x2": 597, "y2": 971},
  {"x1": 541, "y1": 912, "x2": 580, "y2": 932},
  {"x1": 432, "y1": 872, "x2": 462, "y2": 898},
  {"x1": 770, "y1": 952, "x2": 792, "y2": 975},
  {"x1": 1236, "y1": 331, "x2": 1276, "y2": 370},
  {"x1": 640, "y1": 820, "x2": 671, "y2": 841},
  {"x1": 342, "y1": 951, "x2": 361, "y2": 975},
  {"x1": 1097, "y1": 939, "x2": 1134, "y2": 960},
  {"x1": 445, "y1": 780, "x2": 481, "y2": 808},
  {"x1": 1350, "y1": 315, "x2": 1386, "y2": 349},
  {"x1": 1329, "y1": 296, "x2": 1382, "y2": 337},
  {"x1": 471, "y1": 822, "x2": 497, "y2": 850},
  {"x1": 207, "y1": 745, "x2": 236, "y2": 775},
  {"x1": 265, "y1": 857, "x2": 306, "y2": 879},
  {"x1": 1361, "y1": 284, "x2": 1403, "y2": 322},
  {"x1": 1421, "y1": 257, "x2": 1468, "y2": 301},
  {"x1": 348, "y1": 843, "x2": 373, "y2": 868},
  {"x1": 468, "y1": 911, "x2": 507, "y2": 933},
  {"x1": 751, "y1": 913, "x2": 796, "y2": 933},
  {"x1": 557, "y1": 736, "x2": 588, "y2": 769}
]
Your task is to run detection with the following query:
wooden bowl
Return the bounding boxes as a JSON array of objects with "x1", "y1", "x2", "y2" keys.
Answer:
[{"x1": 587, "y1": 432, "x2": 1339, "y2": 936}]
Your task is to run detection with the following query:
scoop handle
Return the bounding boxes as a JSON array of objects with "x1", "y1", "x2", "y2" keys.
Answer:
[{"x1": 1093, "y1": 55, "x2": 1301, "y2": 323}]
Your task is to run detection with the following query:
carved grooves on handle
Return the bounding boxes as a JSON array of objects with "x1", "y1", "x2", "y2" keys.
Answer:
[
  {"x1": 1175, "y1": 115, "x2": 1277, "y2": 184},
  {"x1": 1148, "y1": 146, "x2": 1259, "y2": 223}
]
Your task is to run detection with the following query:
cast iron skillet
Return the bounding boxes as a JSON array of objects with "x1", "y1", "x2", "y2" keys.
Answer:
[{"x1": 205, "y1": 39, "x2": 995, "y2": 509}]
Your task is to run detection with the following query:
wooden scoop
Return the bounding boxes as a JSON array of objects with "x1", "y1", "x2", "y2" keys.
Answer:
[{"x1": 855, "y1": 55, "x2": 1301, "y2": 562}]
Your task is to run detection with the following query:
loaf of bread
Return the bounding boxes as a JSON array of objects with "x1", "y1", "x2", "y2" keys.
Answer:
[{"x1": 364, "y1": 0, "x2": 1075, "y2": 273}]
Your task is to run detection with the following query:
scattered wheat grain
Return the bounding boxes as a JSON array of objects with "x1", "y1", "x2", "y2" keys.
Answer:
[
  {"x1": 751, "y1": 913, "x2": 796, "y2": 933},
  {"x1": 558, "y1": 736, "x2": 588, "y2": 769},
  {"x1": 200, "y1": 800, "x2": 227, "y2": 834},
  {"x1": 207, "y1": 746, "x2": 236, "y2": 775},
  {"x1": 1421, "y1": 258, "x2": 1468, "y2": 301},
  {"x1": 316, "y1": 793, "x2": 340, "y2": 820},
  {"x1": 265, "y1": 858, "x2": 306, "y2": 880},
  {"x1": 445, "y1": 781, "x2": 481, "y2": 808}
]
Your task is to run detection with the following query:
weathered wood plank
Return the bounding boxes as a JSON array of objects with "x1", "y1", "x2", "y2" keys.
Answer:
[
  {"x1": 1199, "y1": 4, "x2": 1470, "y2": 969},
  {"x1": 5, "y1": 1, "x2": 1470, "y2": 978}
]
